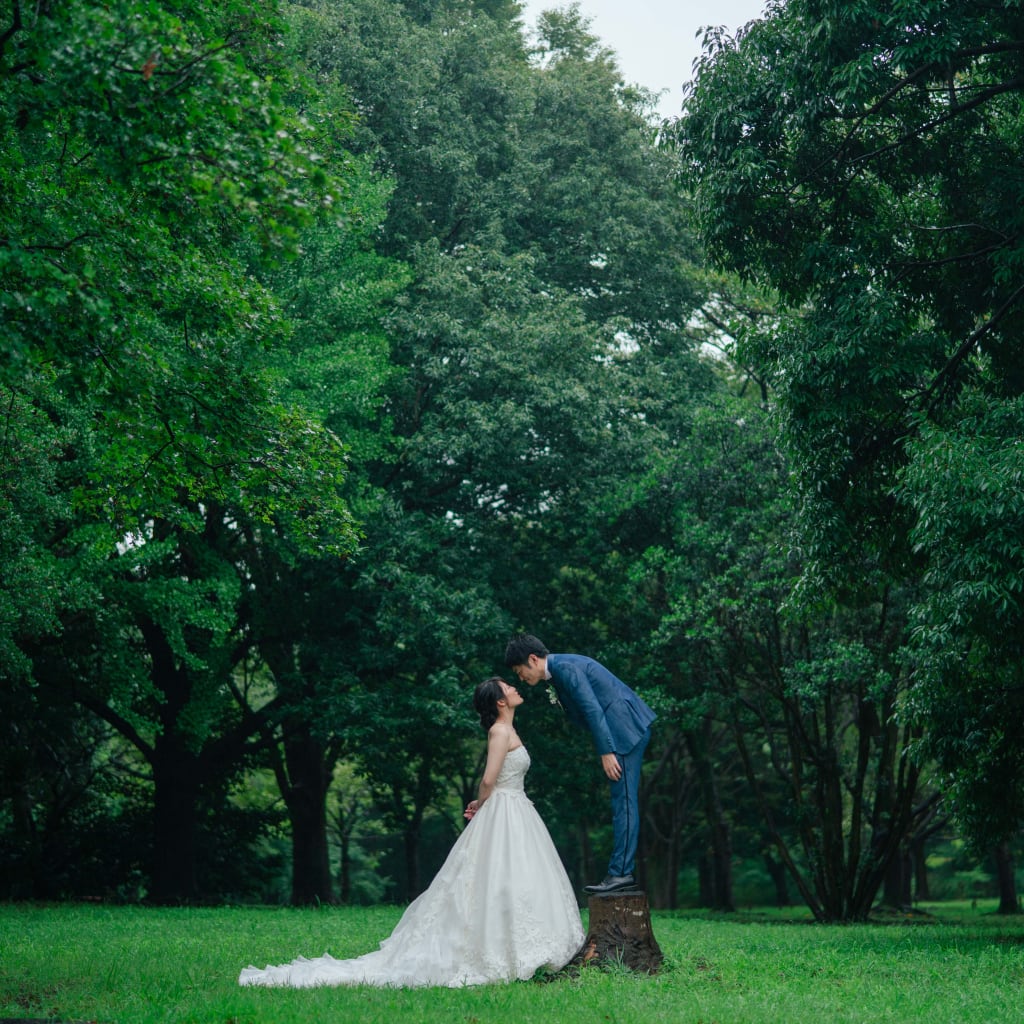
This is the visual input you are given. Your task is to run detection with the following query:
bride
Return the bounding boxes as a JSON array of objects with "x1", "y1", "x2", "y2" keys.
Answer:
[{"x1": 239, "y1": 676, "x2": 585, "y2": 988}]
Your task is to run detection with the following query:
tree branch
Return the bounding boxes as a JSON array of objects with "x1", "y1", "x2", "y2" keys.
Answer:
[
  {"x1": 72, "y1": 686, "x2": 156, "y2": 763},
  {"x1": 923, "y1": 280, "x2": 1024, "y2": 411}
]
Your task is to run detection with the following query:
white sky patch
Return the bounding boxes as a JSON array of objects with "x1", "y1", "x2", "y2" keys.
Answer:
[{"x1": 519, "y1": 0, "x2": 768, "y2": 119}]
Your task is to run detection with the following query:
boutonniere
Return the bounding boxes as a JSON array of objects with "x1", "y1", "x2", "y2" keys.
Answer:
[{"x1": 548, "y1": 687, "x2": 560, "y2": 706}]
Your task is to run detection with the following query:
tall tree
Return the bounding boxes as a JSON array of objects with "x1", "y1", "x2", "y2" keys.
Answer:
[
  {"x1": 1, "y1": 0, "x2": 374, "y2": 901},
  {"x1": 236, "y1": 62, "x2": 407, "y2": 900},
  {"x1": 679, "y1": 0, "x2": 1024, "y2": 852},
  {"x1": 594, "y1": 370, "x2": 940, "y2": 920},
  {"x1": 274, "y1": 0, "x2": 711, "y2": 898}
]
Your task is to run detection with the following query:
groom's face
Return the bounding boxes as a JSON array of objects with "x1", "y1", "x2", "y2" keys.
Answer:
[{"x1": 512, "y1": 653, "x2": 546, "y2": 686}]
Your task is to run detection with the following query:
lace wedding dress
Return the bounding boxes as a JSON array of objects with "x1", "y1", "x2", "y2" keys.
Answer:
[{"x1": 239, "y1": 745, "x2": 585, "y2": 988}]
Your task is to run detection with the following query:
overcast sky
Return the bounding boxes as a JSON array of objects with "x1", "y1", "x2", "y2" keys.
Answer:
[{"x1": 519, "y1": 0, "x2": 768, "y2": 118}]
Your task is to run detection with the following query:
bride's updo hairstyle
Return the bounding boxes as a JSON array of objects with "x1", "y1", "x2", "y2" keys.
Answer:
[{"x1": 474, "y1": 676, "x2": 507, "y2": 732}]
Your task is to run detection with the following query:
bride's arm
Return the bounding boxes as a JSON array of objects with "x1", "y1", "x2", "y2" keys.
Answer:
[{"x1": 464, "y1": 724, "x2": 511, "y2": 820}]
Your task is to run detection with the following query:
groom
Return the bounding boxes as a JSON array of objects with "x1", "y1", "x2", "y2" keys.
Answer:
[{"x1": 504, "y1": 633, "x2": 656, "y2": 895}]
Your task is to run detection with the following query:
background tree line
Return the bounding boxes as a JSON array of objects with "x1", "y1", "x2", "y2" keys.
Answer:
[{"x1": 2, "y1": 0, "x2": 1022, "y2": 921}]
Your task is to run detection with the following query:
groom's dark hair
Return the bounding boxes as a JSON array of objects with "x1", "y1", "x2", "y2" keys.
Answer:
[{"x1": 505, "y1": 633, "x2": 549, "y2": 667}]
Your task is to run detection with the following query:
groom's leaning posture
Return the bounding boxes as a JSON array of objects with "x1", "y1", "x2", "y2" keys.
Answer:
[{"x1": 505, "y1": 633, "x2": 656, "y2": 895}]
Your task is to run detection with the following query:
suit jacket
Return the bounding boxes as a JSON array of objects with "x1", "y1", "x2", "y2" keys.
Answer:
[{"x1": 547, "y1": 653, "x2": 656, "y2": 756}]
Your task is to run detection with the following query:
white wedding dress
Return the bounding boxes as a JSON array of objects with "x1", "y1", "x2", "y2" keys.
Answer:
[{"x1": 239, "y1": 745, "x2": 585, "y2": 988}]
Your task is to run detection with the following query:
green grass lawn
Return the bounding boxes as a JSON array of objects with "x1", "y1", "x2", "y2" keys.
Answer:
[{"x1": 2, "y1": 901, "x2": 1022, "y2": 1024}]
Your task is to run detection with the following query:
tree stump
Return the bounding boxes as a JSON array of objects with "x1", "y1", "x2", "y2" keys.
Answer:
[{"x1": 572, "y1": 890, "x2": 663, "y2": 974}]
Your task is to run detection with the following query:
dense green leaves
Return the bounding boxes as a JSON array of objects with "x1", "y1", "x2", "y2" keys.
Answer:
[
  {"x1": 1, "y1": 0, "x2": 363, "y2": 557},
  {"x1": 902, "y1": 400, "x2": 1024, "y2": 849},
  {"x1": 679, "y1": 0, "x2": 1024, "y2": 846},
  {"x1": 0, "y1": 0, "x2": 393, "y2": 900}
]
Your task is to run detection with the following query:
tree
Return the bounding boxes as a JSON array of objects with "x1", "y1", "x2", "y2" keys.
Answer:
[
  {"x1": 234, "y1": 56, "x2": 407, "y2": 900},
  {"x1": 0, "y1": 677, "x2": 150, "y2": 899},
  {"x1": 679, "y1": 0, "x2": 1024, "y2": 850},
  {"x1": 272, "y1": 0, "x2": 711, "y2": 899},
  {"x1": 1, "y1": 0, "x2": 373, "y2": 901},
  {"x1": 901, "y1": 403, "x2": 1024, "y2": 858},
  {"x1": 4, "y1": 0, "x2": 726, "y2": 904},
  {"x1": 600, "y1": 378, "x2": 941, "y2": 920}
]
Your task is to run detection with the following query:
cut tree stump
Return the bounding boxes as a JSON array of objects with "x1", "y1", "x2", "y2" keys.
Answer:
[{"x1": 571, "y1": 890, "x2": 663, "y2": 974}]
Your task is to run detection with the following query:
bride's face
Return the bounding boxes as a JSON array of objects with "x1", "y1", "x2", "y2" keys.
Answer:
[{"x1": 499, "y1": 681, "x2": 524, "y2": 708}]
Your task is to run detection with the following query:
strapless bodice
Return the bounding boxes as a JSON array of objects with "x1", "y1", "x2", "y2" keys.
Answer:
[{"x1": 494, "y1": 744, "x2": 530, "y2": 792}]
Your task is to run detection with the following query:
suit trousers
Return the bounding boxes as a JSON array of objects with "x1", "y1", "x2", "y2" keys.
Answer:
[{"x1": 607, "y1": 728, "x2": 651, "y2": 878}]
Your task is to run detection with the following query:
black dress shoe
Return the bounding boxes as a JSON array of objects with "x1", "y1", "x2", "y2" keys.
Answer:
[{"x1": 583, "y1": 873, "x2": 638, "y2": 895}]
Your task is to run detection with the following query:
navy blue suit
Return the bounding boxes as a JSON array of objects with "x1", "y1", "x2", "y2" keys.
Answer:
[{"x1": 547, "y1": 653, "x2": 655, "y2": 877}]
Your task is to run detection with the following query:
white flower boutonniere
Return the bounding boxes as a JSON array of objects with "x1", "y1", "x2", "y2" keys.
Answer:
[{"x1": 548, "y1": 687, "x2": 560, "y2": 706}]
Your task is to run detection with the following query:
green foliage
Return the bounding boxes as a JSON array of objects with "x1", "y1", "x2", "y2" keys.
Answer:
[
  {"x1": 251, "y1": 0, "x2": 711, "y2": 900},
  {"x1": 383, "y1": 239, "x2": 624, "y2": 516},
  {"x1": 1, "y1": 0, "x2": 365, "y2": 668},
  {"x1": 679, "y1": 0, "x2": 1024, "y2": 845},
  {"x1": 0, "y1": 0, "x2": 403, "y2": 902},
  {"x1": 902, "y1": 398, "x2": 1024, "y2": 849},
  {"x1": 679, "y1": 0, "x2": 1024, "y2": 568},
  {"x1": 608, "y1": 388, "x2": 928, "y2": 920},
  {"x1": 0, "y1": 376, "x2": 79, "y2": 681},
  {"x1": 293, "y1": 0, "x2": 698, "y2": 334},
  {"x1": 0, "y1": 705, "x2": 152, "y2": 900}
]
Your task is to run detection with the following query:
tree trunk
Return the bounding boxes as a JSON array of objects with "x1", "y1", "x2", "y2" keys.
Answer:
[
  {"x1": 994, "y1": 841, "x2": 1019, "y2": 914},
  {"x1": 148, "y1": 701, "x2": 254, "y2": 904},
  {"x1": 645, "y1": 822, "x2": 681, "y2": 911},
  {"x1": 881, "y1": 845, "x2": 912, "y2": 908},
  {"x1": 642, "y1": 733, "x2": 696, "y2": 910},
  {"x1": 289, "y1": 797, "x2": 333, "y2": 905},
  {"x1": 698, "y1": 850, "x2": 713, "y2": 908},
  {"x1": 404, "y1": 819, "x2": 422, "y2": 899},
  {"x1": 709, "y1": 819, "x2": 734, "y2": 911},
  {"x1": 577, "y1": 821, "x2": 595, "y2": 895},
  {"x1": 150, "y1": 742, "x2": 201, "y2": 903},
  {"x1": 574, "y1": 891, "x2": 662, "y2": 974},
  {"x1": 687, "y1": 722, "x2": 734, "y2": 912},
  {"x1": 7, "y1": 778, "x2": 38, "y2": 899},
  {"x1": 283, "y1": 727, "x2": 334, "y2": 905},
  {"x1": 911, "y1": 835, "x2": 931, "y2": 902},
  {"x1": 140, "y1": 615, "x2": 204, "y2": 905},
  {"x1": 762, "y1": 849, "x2": 790, "y2": 907},
  {"x1": 339, "y1": 829, "x2": 352, "y2": 904},
  {"x1": 335, "y1": 796, "x2": 353, "y2": 905}
]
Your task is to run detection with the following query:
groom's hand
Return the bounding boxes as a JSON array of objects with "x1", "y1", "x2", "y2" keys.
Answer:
[{"x1": 601, "y1": 753, "x2": 622, "y2": 781}]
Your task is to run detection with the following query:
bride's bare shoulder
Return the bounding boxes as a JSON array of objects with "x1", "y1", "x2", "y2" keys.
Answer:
[{"x1": 487, "y1": 721, "x2": 516, "y2": 745}]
